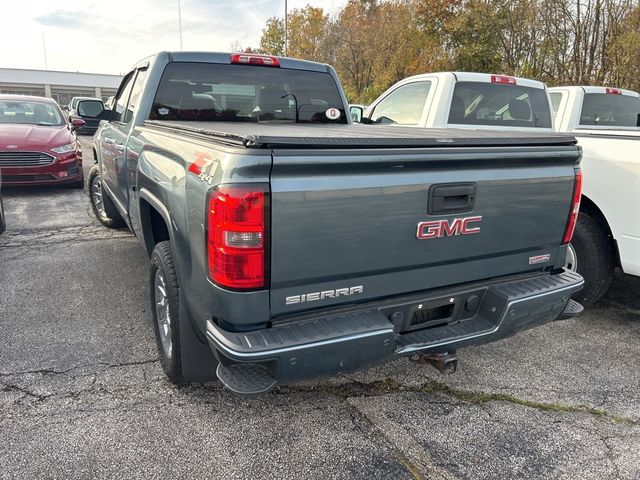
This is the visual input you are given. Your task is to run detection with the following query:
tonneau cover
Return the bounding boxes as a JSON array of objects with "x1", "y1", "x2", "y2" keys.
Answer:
[{"x1": 144, "y1": 120, "x2": 577, "y2": 149}]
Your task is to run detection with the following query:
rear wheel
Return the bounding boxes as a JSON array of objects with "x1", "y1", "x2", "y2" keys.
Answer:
[
  {"x1": 566, "y1": 211, "x2": 615, "y2": 306},
  {"x1": 88, "y1": 165, "x2": 124, "y2": 228},
  {"x1": 150, "y1": 241, "x2": 186, "y2": 384}
]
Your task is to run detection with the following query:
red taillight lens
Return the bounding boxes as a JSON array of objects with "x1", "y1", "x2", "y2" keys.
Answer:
[
  {"x1": 230, "y1": 53, "x2": 280, "y2": 67},
  {"x1": 491, "y1": 75, "x2": 517, "y2": 85},
  {"x1": 562, "y1": 169, "x2": 583, "y2": 244},
  {"x1": 605, "y1": 87, "x2": 622, "y2": 95},
  {"x1": 207, "y1": 185, "x2": 269, "y2": 289}
]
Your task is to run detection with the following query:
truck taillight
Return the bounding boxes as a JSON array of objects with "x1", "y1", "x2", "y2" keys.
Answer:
[
  {"x1": 605, "y1": 87, "x2": 622, "y2": 95},
  {"x1": 491, "y1": 75, "x2": 517, "y2": 85},
  {"x1": 207, "y1": 185, "x2": 269, "y2": 290},
  {"x1": 230, "y1": 53, "x2": 280, "y2": 67},
  {"x1": 562, "y1": 169, "x2": 583, "y2": 245}
]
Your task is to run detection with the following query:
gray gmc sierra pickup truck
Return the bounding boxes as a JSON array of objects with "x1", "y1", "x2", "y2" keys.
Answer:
[{"x1": 86, "y1": 51, "x2": 584, "y2": 394}]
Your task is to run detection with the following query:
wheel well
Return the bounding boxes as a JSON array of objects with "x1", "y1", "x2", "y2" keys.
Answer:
[
  {"x1": 580, "y1": 194, "x2": 621, "y2": 268},
  {"x1": 140, "y1": 199, "x2": 170, "y2": 256}
]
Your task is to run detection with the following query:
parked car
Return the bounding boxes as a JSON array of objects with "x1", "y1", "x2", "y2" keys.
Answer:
[
  {"x1": 548, "y1": 86, "x2": 640, "y2": 304},
  {"x1": 67, "y1": 97, "x2": 105, "y2": 135},
  {"x1": 0, "y1": 95, "x2": 84, "y2": 188},
  {"x1": 89, "y1": 52, "x2": 583, "y2": 395},
  {"x1": 351, "y1": 72, "x2": 554, "y2": 132},
  {"x1": 0, "y1": 172, "x2": 6, "y2": 234}
]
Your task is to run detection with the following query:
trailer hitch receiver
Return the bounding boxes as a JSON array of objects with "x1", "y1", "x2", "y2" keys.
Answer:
[{"x1": 410, "y1": 350, "x2": 458, "y2": 375}]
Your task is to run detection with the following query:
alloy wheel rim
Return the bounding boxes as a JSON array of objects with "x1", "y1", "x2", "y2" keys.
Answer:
[
  {"x1": 154, "y1": 270, "x2": 173, "y2": 359},
  {"x1": 565, "y1": 243, "x2": 578, "y2": 271},
  {"x1": 91, "y1": 175, "x2": 107, "y2": 219}
]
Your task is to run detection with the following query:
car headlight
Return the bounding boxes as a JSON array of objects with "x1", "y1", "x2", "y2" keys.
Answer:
[{"x1": 51, "y1": 142, "x2": 77, "y2": 154}]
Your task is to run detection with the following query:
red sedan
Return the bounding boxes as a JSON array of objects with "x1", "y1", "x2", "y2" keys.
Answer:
[{"x1": 0, "y1": 95, "x2": 85, "y2": 187}]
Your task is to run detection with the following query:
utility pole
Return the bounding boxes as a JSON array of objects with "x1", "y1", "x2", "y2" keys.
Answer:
[
  {"x1": 42, "y1": 32, "x2": 48, "y2": 70},
  {"x1": 178, "y1": 0, "x2": 183, "y2": 50},
  {"x1": 284, "y1": 0, "x2": 288, "y2": 57}
]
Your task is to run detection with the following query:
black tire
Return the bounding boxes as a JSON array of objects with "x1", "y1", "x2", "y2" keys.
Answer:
[
  {"x1": 88, "y1": 165, "x2": 124, "y2": 228},
  {"x1": 569, "y1": 211, "x2": 616, "y2": 306},
  {"x1": 150, "y1": 241, "x2": 186, "y2": 384},
  {"x1": 0, "y1": 195, "x2": 6, "y2": 234}
]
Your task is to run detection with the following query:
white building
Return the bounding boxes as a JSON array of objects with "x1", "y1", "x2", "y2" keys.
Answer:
[{"x1": 0, "y1": 68, "x2": 122, "y2": 106}]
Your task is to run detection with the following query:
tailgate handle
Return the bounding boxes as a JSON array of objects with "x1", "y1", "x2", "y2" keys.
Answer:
[{"x1": 428, "y1": 183, "x2": 476, "y2": 215}]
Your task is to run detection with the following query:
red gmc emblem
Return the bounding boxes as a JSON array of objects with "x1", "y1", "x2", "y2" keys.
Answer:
[{"x1": 417, "y1": 216, "x2": 482, "y2": 239}]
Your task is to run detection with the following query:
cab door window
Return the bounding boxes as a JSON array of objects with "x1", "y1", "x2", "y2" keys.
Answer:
[
  {"x1": 111, "y1": 73, "x2": 135, "y2": 123},
  {"x1": 123, "y1": 69, "x2": 148, "y2": 124},
  {"x1": 369, "y1": 81, "x2": 431, "y2": 125}
]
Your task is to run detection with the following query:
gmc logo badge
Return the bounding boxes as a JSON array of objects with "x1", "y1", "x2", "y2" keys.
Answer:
[{"x1": 417, "y1": 216, "x2": 482, "y2": 239}]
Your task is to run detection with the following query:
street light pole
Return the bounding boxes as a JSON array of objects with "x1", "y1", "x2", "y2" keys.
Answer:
[
  {"x1": 42, "y1": 32, "x2": 48, "y2": 70},
  {"x1": 284, "y1": 0, "x2": 288, "y2": 57},
  {"x1": 178, "y1": 0, "x2": 183, "y2": 50}
]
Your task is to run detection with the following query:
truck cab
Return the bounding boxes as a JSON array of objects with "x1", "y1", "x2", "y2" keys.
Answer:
[{"x1": 354, "y1": 72, "x2": 554, "y2": 132}]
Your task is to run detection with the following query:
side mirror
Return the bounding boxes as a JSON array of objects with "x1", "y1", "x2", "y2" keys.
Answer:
[
  {"x1": 70, "y1": 117, "x2": 86, "y2": 131},
  {"x1": 350, "y1": 105, "x2": 364, "y2": 123},
  {"x1": 96, "y1": 108, "x2": 112, "y2": 121},
  {"x1": 77, "y1": 99, "x2": 105, "y2": 119}
]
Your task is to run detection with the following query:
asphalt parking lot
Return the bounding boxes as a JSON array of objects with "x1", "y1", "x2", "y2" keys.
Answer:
[{"x1": 1, "y1": 137, "x2": 639, "y2": 479}]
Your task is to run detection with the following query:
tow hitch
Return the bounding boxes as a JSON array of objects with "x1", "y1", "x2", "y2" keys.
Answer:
[{"x1": 410, "y1": 350, "x2": 458, "y2": 375}]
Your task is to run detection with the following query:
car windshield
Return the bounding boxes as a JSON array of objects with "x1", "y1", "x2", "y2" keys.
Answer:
[
  {"x1": 579, "y1": 93, "x2": 640, "y2": 127},
  {"x1": 0, "y1": 100, "x2": 64, "y2": 126},
  {"x1": 448, "y1": 81, "x2": 552, "y2": 128},
  {"x1": 149, "y1": 62, "x2": 348, "y2": 124}
]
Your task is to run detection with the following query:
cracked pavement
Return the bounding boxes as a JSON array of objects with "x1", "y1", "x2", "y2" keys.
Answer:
[{"x1": 0, "y1": 137, "x2": 639, "y2": 479}]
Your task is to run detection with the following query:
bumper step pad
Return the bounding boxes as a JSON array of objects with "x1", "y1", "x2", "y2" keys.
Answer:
[
  {"x1": 558, "y1": 298, "x2": 584, "y2": 319},
  {"x1": 216, "y1": 363, "x2": 277, "y2": 395}
]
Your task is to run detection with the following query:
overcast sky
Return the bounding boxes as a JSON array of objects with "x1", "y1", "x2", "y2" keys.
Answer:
[{"x1": 0, "y1": 0, "x2": 347, "y2": 75}]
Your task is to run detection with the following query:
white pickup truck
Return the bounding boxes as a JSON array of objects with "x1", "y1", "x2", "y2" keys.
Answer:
[
  {"x1": 350, "y1": 72, "x2": 555, "y2": 132},
  {"x1": 548, "y1": 86, "x2": 640, "y2": 304}
]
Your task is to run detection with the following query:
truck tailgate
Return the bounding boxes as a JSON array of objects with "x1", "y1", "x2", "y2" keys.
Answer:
[{"x1": 270, "y1": 145, "x2": 580, "y2": 315}]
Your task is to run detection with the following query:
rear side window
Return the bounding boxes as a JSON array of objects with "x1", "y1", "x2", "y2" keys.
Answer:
[
  {"x1": 448, "y1": 81, "x2": 552, "y2": 128},
  {"x1": 369, "y1": 81, "x2": 431, "y2": 125},
  {"x1": 579, "y1": 93, "x2": 640, "y2": 127},
  {"x1": 549, "y1": 92, "x2": 562, "y2": 116},
  {"x1": 149, "y1": 62, "x2": 347, "y2": 124}
]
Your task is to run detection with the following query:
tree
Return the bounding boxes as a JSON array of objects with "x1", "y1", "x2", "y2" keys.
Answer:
[
  {"x1": 253, "y1": 0, "x2": 640, "y2": 101},
  {"x1": 259, "y1": 17, "x2": 285, "y2": 56},
  {"x1": 287, "y1": 6, "x2": 329, "y2": 60}
]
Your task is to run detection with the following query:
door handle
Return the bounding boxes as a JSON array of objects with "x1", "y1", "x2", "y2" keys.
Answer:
[
  {"x1": 428, "y1": 183, "x2": 476, "y2": 215},
  {"x1": 114, "y1": 143, "x2": 125, "y2": 152},
  {"x1": 104, "y1": 138, "x2": 115, "y2": 144}
]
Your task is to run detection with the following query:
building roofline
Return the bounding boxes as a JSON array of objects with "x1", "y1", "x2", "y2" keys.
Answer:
[{"x1": 0, "y1": 67, "x2": 122, "y2": 78}]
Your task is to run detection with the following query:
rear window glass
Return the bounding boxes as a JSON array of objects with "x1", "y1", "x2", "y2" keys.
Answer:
[
  {"x1": 579, "y1": 93, "x2": 640, "y2": 127},
  {"x1": 149, "y1": 62, "x2": 347, "y2": 124},
  {"x1": 448, "y1": 81, "x2": 552, "y2": 128}
]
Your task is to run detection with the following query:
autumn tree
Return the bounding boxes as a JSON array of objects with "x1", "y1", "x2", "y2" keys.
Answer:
[
  {"x1": 609, "y1": 2, "x2": 640, "y2": 90},
  {"x1": 255, "y1": 0, "x2": 640, "y2": 101},
  {"x1": 259, "y1": 17, "x2": 285, "y2": 56},
  {"x1": 287, "y1": 6, "x2": 330, "y2": 60}
]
